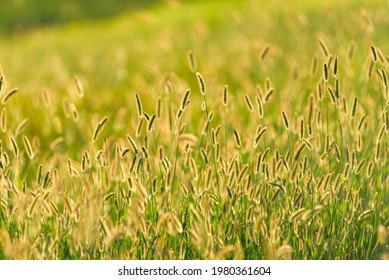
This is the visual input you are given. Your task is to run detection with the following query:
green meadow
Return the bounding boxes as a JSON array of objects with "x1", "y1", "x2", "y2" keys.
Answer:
[{"x1": 0, "y1": 0, "x2": 388, "y2": 259}]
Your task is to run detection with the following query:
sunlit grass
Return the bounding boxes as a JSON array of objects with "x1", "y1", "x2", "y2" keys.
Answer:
[{"x1": 0, "y1": 0, "x2": 388, "y2": 260}]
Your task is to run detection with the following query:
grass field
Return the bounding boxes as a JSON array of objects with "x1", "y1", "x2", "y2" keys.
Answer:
[{"x1": 0, "y1": 0, "x2": 388, "y2": 260}]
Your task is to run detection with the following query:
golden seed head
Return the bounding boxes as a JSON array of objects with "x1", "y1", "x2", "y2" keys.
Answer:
[
  {"x1": 223, "y1": 85, "x2": 228, "y2": 106},
  {"x1": 2, "y1": 88, "x2": 19, "y2": 105},
  {"x1": 260, "y1": 46, "x2": 270, "y2": 60},
  {"x1": 318, "y1": 39, "x2": 329, "y2": 57},
  {"x1": 281, "y1": 110, "x2": 289, "y2": 129},
  {"x1": 323, "y1": 63, "x2": 329, "y2": 82},
  {"x1": 370, "y1": 45, "x2": 378, "y2": 62},
  {"x1": 233, "y1": 130, "x2": 241, "y2": 148},
  {"x1": 187, "y1": 50, "x2": 197, "y2": 72},
  {"x1": 196, "y1": 72, "x2": 206, "y2": 95},
  {"x1": 264, "y1": 88, "x2": 274, "y2": 102},
  {"x1": 381, "y1": 68, "x2": 388, "y2": 88},
  {"x1": 244, "y1": 94, "x2": 254, "y2": 112},
  {"x1": 147, "y1": 114, "x2": 156, "y2": 132},
  {"x1": 327, "y1": 87, "x2": 336, "y2": 104},
  {"x1": 351, "y1": 96, "x2": 358, "y2": 118},
  {"x1": 300, "y1": 118, "x2": 305, "y2": 139},
  {"x1": 181, "y1": 89, "x2": 191, "y2": 111},
  {"x1": 22, "y1": 135, "x2": 34, "y2": 160},
  {"x1": 134, "y1": 92, "x2": 143, "y2": 118},
  {"x1": 92, "y1": 116, "x2": 108, "y2": 142},
  {"x1": 74, "y1": 75, "x2": 84, "y2": 98},
  {"x1": 256, "y1": 96, "x2": 264, "y2": 118}
]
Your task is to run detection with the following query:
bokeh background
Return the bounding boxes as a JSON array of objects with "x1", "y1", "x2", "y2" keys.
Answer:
[{"x1": 0, "y1": 0, "x2": 158, "y2": 35}]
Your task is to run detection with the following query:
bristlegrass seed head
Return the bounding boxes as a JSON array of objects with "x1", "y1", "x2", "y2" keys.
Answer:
[
  {"x1": 134, "y1": 92, "x2": 143, "y2": 118},
  {"x1": 244, "y1": 94, "x2": 254, "y2": 112},
  {"x1": 323, "y1": 63, "x2": 329, "y2": 82},
  {"x1": 233, "y1": 130, "x2": 241, "y2": 148},
  {"x1": 196, "y1": 72, "x2": 206, "y2": 95},
  {"x1": 318, "y1": 39, "x2": 329, "y2": 57},
  {"x1": 370, "y1": 45, "x2": 378, "y2": 62},
  {"x1": 281, "y1": 110, "x2": 289, "y2": 129},
  {"x1": 187, "y1": 50, "x2": 197, "y2": 72},
  {"x1": 351, "y1": 96, "x2": 358, "y2": 118}
]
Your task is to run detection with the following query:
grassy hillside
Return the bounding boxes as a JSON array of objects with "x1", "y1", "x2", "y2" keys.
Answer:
[
  {"x1": 0, "y1": 0, "x2": 388, "y2": 259},
  {"x1": 0, "y1": 0, "x2": 158, "y2": 35}
]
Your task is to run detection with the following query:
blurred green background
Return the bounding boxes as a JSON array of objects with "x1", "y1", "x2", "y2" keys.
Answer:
[
  {"x1": 0, "y1": 0, "x2": 159, "y2": 35},
  {"x1": 0, "y1": 0, "x2": 388, "y2": 260}
]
